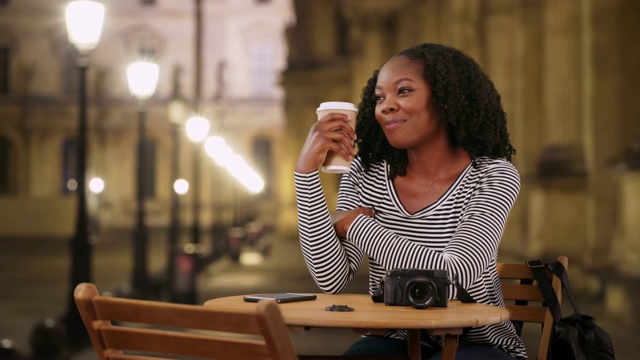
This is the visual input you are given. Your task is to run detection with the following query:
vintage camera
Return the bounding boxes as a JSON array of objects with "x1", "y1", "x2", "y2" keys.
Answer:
[{"x1": 382, "y1": 268, "x2": 451, "y2": 309}]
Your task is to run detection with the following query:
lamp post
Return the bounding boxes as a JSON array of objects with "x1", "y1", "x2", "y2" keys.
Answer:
[
  {"x1": 185, "y1": 116, "x2": 209, "y2": 271},
  {"x1": 63, "y1": 0, "x2": 104, "y2": 347},
  {"x1": 127, "y1": 60, "x2": 159, "y2": 299},
  {"x1": 167, "y1": 83, "x2": 187, "y2": 301}
]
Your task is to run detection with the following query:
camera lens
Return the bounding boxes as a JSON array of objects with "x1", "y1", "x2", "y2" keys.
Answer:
[{"x1": 406, "y1": 276, "x2": 437, "y2": 309}]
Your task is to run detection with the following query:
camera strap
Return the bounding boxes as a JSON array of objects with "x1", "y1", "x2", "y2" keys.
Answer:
[
  {"x1": 371, "y1": 280, "x2": 384, "y2": 303},
  {"x1": 452, "y1": 274, "x2": 475, "y2": 303}
]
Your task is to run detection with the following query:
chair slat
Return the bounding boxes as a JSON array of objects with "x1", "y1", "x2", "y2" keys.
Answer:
[
  {"x1": 501, "y1": 283, "x2": 545, "y2": 302},
  {"x1": 101, "y1": 326, "x2": 271, "y2": 359},
  {"x1": 93, "y1": 297, "x2": 263, "y2": 335},
  {"x1": 107, "y1": 356, "x2": 167, "y2": 360},
  {"x1": 497, "y1": 263, "x2": 536, "y2": 279},
  {"x1": 504, "y1": 305, "x2": 548, "y2": 323}
]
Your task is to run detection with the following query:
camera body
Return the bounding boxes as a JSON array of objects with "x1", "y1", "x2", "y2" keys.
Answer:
[{"x1": 383, "y1": 268, "x2": 451, "y2": 309}]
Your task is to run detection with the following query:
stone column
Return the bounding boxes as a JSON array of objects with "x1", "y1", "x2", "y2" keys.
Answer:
[
  {"x1": 482, "y1": 0, "x2": 527, "y2": 253},
  {"x1": 607, "y1": 170, "x2": 640, "y2": 324},
  {"x1": 526, "y1": 0, "x2": 589, "y2": 261},
  {"x1": 610, "y1": 171, "x2": 640, "y2": 275},
  {"x1": 513, "y1": 0, "x2": 544, "y2": 177},
  {"x1": 583, "y1": 0, "x2": 624, "y2": 266},
  {"x1": 543, "y1": 0, "x2": 583, "y2": 144}
]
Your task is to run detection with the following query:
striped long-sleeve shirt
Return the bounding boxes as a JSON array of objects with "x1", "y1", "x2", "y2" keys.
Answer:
[{"x1": 294, "y1": 156, "x2": 527, "y2": 359}]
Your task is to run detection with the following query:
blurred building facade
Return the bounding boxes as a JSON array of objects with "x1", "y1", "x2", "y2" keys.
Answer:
[
  {"x1": 0, "y1": 0, "x2": 294, "y2": 240},
  {"x1": 281, "y1": 0, "x2": 639, "y2": 321}
]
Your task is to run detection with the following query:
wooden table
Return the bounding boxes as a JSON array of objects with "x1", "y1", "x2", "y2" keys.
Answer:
[{"x1": 204, "y1": 293, "x2": 509, "y2": 360}]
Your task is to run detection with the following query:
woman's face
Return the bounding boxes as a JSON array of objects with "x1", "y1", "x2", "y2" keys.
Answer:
[{"x1": 374, "y1": 56, "x2": 445, "y2": 150}]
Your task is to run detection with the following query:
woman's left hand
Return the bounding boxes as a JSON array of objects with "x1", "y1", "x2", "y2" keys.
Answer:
[{"x1": 331, "y1": 207, "x2": 375, "y2": 238}]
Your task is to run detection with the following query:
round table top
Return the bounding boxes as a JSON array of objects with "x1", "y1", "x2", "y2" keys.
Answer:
[{"x1": 204, "y1": 293, "x2": 510, "y2": 331}]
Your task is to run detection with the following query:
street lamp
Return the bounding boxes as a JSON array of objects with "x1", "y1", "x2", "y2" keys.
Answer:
[
  {"x1": 174, "y1": 178, "x2": 189, "y2": 195},
  {"x1": 88, "y1": 177, "x2": 105, "y2": 194},
  {"x1": 127, "y1": 60, "x2": 159, "y2": 299},
  {"x1": 63, "y1": 0, "x2": 104, "y2": 347},
  {"x1": 185, "y1": 116, "x2": 209, "y2": 273}
]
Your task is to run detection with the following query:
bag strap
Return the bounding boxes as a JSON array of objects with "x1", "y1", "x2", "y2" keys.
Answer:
[
  {"x1": 528, "y1": 259, "x2": 583, "y2": 321},
  {"x1": 546, "y1": 260, "x2": 581, "y2": 315},
  {"x1": 527, "y1": 260, "x2": 563, "y2": 321}
]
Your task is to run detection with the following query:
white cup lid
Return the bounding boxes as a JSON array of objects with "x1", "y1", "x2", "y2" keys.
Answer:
[{"x1": 316, "y1": 101, "x2": 358, "y2": 113}]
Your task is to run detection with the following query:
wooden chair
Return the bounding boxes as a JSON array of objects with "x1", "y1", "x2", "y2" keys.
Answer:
[
  {"x1": 497, "y1": 256, "x2": 568, "y2": 360},
  {"x1": 74, "y1": 282, "x2": 298, "y2": 360}
]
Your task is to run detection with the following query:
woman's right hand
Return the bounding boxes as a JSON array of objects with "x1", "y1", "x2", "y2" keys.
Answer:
[{"x1": 295, "y1": 113, "x2": 357, "y2": 173}]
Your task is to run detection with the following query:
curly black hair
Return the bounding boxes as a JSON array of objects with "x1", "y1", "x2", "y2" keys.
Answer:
[{"x1": 355, "y1": 43, "x2": 515, "y2": 179}]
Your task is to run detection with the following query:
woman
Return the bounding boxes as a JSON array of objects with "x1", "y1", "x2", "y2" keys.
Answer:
[{"x1": 295, "y1": 43, "x2": 526, "y2": 359}]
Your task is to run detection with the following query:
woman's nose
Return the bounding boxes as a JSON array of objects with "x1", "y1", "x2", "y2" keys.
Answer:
[{"x1": 380, "y1": 98, "x2": 397, "y2": 114}]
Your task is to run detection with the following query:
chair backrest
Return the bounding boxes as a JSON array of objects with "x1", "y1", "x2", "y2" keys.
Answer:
[
  {"x1": 74, "y1": 283, "x2": 299, "y2": 360},
  {"x1": 497, "y1": 256, "x2": 568, "y2": 360}
]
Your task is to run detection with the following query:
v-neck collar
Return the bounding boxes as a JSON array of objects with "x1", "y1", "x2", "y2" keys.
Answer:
[{"x1": 386, "y1": 161, "x2": 472, "y2": 216}]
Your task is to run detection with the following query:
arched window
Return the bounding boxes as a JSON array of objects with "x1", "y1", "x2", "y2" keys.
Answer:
[{"x1": 252, "y1": 137, "x2": 272, "y2": 197}]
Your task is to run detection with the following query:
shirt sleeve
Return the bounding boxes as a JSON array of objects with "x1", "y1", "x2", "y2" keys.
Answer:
[{"x1": 294, "y1": 170, "x2": 364, "y2": 294}]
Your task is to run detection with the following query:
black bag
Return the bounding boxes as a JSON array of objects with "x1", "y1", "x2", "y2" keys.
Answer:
[{"x1": 528, "y1": 260, "x2": 615, "y2": 360}]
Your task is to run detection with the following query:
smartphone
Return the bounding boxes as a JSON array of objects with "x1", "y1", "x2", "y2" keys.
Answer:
[{"x1": 242, "y1": 293, "x2": 317, "y2": 303}]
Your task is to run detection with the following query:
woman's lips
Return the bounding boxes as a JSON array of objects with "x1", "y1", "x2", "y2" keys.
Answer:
[{"x1": 383, "y1": 119, "x2": 405, "y2": 131}]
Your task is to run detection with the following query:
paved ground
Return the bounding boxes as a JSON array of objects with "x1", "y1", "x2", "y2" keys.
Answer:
[{"x1": 0, "y1": 231, "x2": 635, "y2": 359}]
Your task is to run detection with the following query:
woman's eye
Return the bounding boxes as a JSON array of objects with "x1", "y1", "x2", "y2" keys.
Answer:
[
  {"x1": 374, "y1": 95, "x2": 384, "y2": 102},
  {"x1": 398, "y1": 88, "x2": 411, "y2": 95}
]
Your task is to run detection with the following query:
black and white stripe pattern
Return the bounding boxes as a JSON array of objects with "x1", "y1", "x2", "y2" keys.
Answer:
[{"x1": 295, "y1": 156, "x2": 527, "y2": 358}]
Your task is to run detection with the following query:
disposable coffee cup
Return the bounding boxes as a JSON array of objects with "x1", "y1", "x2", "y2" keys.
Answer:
[{"x1": 316, "y1": 101, "x2": 358, "y2": 174}]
